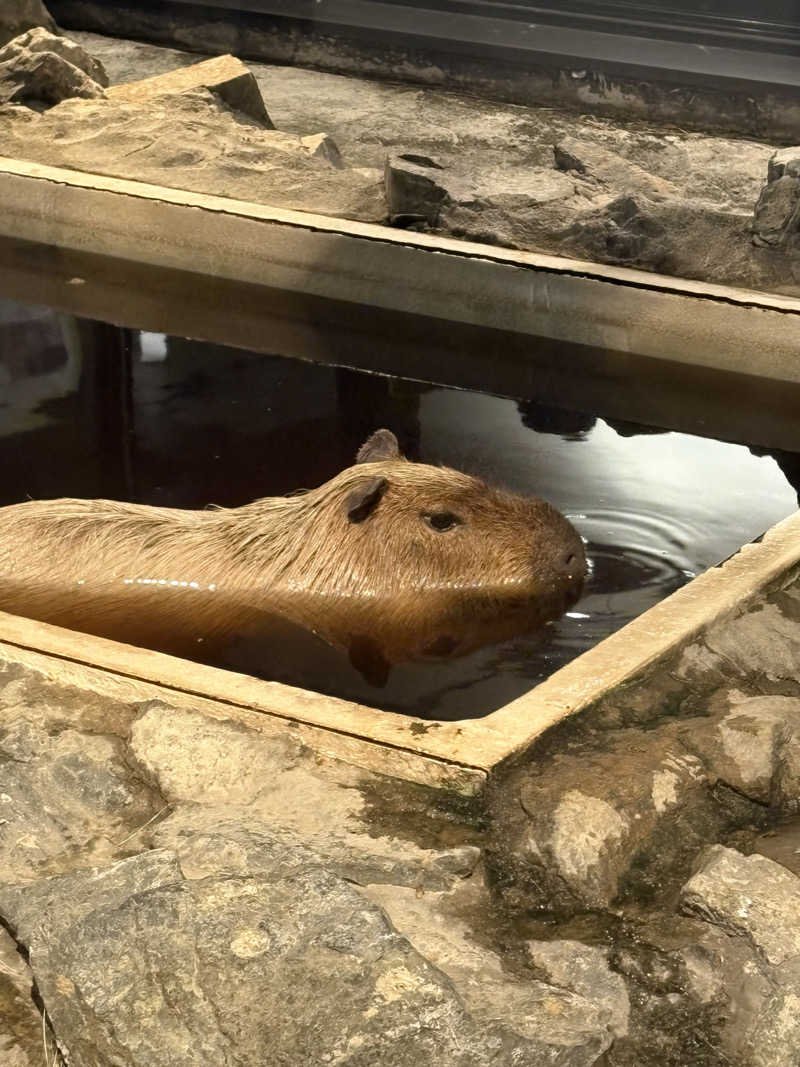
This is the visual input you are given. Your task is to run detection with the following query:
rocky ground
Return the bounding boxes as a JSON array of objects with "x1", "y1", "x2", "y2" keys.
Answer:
[
  {"x1": 0, "y1": 5, "x2": 798, "y2": 295},
  {"x1": 2, "y1": 565, "x2": 800, "y2": 1064}
]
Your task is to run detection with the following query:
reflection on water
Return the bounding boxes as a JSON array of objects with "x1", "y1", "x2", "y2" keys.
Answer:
[{"x1": 0, "y1": 302, "x2": 798, "y2": 719}]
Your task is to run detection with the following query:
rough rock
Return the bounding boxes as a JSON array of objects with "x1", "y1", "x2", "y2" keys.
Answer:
[
  {"x1": 366, "y1": 880, "x2": 619, "y2": 1064},
  {"x1": 0, "y1": 657, "x2": 142, "y2": 736},
  {"x1": 0, "y1": 927, "x2": 42, "y2": 1067},
  {"x1": 300, "y1": 131, "x2": 343, "y2": 167},
  {"x1": 107, "y1": 52, "x2": 272, "y2": 127},
  {"x1": 680, "y1": 845, "x2": 800, "y2": 968},
  {"x1": 679, "y1": 847, "x2": 800, "y2": 1066},
  {"x1": 753, "y1": 146, "x2": 800, "y2": 247},
  {"x1": 768, "y1": 146, "x2": 800, "y2": 182},
  {"x1": 490, "y1": 723, "x2": 750, "y2": 913},
  {"x1": 385, "y1": 150, "x2": 580, "y2": 241},
  {"x1": 133, "y1": 702, "x2": 480, "y2": 890},
  {"x1": 753, "y1": 818, "x2": 800, "y2": 876},
  {"x1": 0, "y1": 89, "x2": 384, "y2": 220},
  {"x1": 0, "y1": 848, "x2": 606, "y2": 1067},
  {"x1": 0, "y1": 29, "x2": 106, "y2": 107},
  {"x1": 0, "y1": 0, "x2": 56, "y2": 48},
  {"x1": 556, "y1": 194, "x2": 674, "y2": 272},
  {"x1": 385, "y1": 153, "x2": 450, "y2": 224},
  {"x1": 488, "y1": 672, "x2": 800, "y2": 915},
  {"x1": 553, "y1": 136, "x2": 678, "y2": 200},
  {"x1": 42, "y1": 28, "x2": 797, "y2": 295},
  {"x1": 526, "y1": 940, "x2": 629, "y2": 1040},
  {"x1": 605, "y1": 916, "x2": 773, "y2": 1066},
  {"x1": 0, "y1": 26, "x2": 107, "y2": 84},
  {"x1": 752, "y1": 174, "x2": 800, "y2": 247},
  {"x1": 683, "y1": 597, "x2": 800, "y2": 685},
  {"x1": 681, "y1": 693, "x2": 800, "y2": 807},
  {"x1": 0, "y1": 718, "x2": 163, "y2": 882}
]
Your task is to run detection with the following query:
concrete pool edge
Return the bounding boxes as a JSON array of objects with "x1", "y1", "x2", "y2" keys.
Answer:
[
  {"x1": 2, "y1": 157, "x2": 800, "y2": 793},
  {"x1": 1, "y1": 509, "x2": 799, "y2": 796},
  {"x1": 1, "y1": 157, "x2": 800, "y2": 381}
]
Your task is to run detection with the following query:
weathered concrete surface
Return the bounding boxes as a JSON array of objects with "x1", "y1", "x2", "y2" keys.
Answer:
[
  {"x1": 0, "y1": 0, "x2": 56, "y2": 49},
  {"x1": 0, "y1": 89, "x2": 385, "y2": 221},
  {"x1": 1, "y1": 28, "x2": 797, "y2": 295}
]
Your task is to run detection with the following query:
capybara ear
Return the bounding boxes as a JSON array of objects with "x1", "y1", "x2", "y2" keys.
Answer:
[
  {"x1": 356, "y1": 429, "x2": 402, "y2": 464},
  {"x1": 345, "y1": 476, "x2": 388, "y2": 523}
]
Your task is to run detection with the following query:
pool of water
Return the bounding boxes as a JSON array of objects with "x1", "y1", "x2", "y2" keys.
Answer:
[{"x1": 0, "y1": 298, "x2": 797, "y2": 718}]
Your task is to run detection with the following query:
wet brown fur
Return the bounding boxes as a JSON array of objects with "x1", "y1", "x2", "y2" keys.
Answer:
[{"x1": 0, "y1": 432, "x2": 585, "y2": 682}]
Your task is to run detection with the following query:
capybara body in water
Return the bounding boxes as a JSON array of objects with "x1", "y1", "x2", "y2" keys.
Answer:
[{"x1": 0, "y1": 430, "x2": 585, "y2": 686}]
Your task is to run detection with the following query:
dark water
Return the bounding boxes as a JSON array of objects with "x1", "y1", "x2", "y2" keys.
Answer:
[{"x1": 0, "y1": 298, "x2": 797, "y2": 719}]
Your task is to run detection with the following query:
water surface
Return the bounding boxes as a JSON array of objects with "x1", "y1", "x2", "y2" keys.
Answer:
[{"x1": 0, "y1": 300, "x2": 796, "y2": 718}]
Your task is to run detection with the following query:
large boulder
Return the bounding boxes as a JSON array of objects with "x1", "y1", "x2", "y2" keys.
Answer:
[
  {"x1": 367, "y1": 880, "x2": 622, "y2": 1064},
  {"x1": 488, "y1": 717, "x2": 769, "y2": 914},
  {"x1": 0, "y1": 846, "x2": 612, "y2": 1067},
  {"x1": 385, "y1": 151, "x2": 578, "y2": 244}
]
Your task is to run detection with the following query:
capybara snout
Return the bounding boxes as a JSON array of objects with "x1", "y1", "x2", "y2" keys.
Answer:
[{"x1": 0, "y1": 428, "x2": 585, "y2": 687}]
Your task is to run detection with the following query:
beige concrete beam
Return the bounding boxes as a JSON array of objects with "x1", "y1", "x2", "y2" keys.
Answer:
[{"x1": 0, "y1": 157, "x2": 799, "y2": 383}]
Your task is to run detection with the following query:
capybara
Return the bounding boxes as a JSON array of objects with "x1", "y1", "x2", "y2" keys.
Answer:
[{"x1": 0, "y1": 429, "x2": 585, "y2": 686}]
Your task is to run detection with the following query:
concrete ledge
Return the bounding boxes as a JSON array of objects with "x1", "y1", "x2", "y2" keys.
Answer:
[{"x1": 1, "y1": 158, "x2": 799, "y2": 382}]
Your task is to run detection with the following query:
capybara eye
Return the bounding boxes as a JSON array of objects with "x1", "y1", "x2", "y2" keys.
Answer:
[{"x1": 424, "y1": 511, "x2": 462, "y2": 532}]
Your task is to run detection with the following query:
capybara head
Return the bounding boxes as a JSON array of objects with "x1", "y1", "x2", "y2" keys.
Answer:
[{"x1": 283, "y1": 429, "x2": 586, "y2": 682}]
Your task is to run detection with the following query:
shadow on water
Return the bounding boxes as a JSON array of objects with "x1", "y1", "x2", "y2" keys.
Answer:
[{"x1": 0, "y1": 298, "x2": 798, "y2": 719}]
